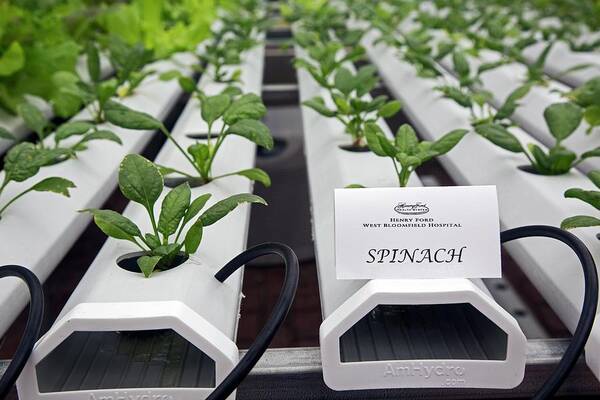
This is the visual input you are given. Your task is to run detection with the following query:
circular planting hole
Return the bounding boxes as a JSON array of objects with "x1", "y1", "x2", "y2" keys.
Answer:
[
  {"x1": 258, "y1": 137, "x2": 287, "y2": 158},
  {"x1": 164, "y1": 176, "x2": 207, "y2": 188},
  {"x1": 513, "y1": 309, "x2": 527, "y2": 318},
  {"x1": 45, "y1": 155, "x2": 71, "y2": 166},
  {"x1": 338, "y1": 143, "x2": 371, "y2": 153},
  {"x1": 117, "y1": 251, "x2": 189, "y2": 274},
  {"x1": 186, "y1": 133, "x2": 211, "y2": 140},
  {"x1": 517, "y1": 165, "x2": 542, "y2": 175},
  {"x1": 517, "y1": 165, "x2": 567, "y2": 176}
]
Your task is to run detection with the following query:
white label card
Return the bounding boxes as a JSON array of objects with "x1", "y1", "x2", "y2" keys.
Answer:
[{"x1": 334, "y1": 186, "x2": 501, "y2": 279}]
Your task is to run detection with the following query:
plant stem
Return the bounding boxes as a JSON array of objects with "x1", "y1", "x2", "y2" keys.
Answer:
[
  {"x1": 132, "y1": 237, "x2": 149, "y2": 252},
  {"x1": 399, "y1": 167, "x2": 411, "y2": 187},
  {"x1": 159, "y1": 125, "x2": 203, "y2": 176},
  {"x1": 174, "y1": 228, "x2": 184, "y2": 246},
  {"x1": 204, "y1": 124, "x2": 227, "y2": 180},
  {"x1": 161, "y1": 166, "x2": 195, "y2": 179},
  {"x1": 207, "y1": 122, "x2": 213, "y2": 146},
  {"x1": 391, "y1": 158, "x2": 409, "y2": 187},
  {"x1": 522, "y1": 147, "x2": 537, "y2": 170},
  {"x1": 137, "y1": 234, "x2": 152, "y2": 249},
  {"x1": 0, "y1": 176, "x2": 9, "y2": 199},
  {"x1": 147, "y1": 207, "x2": 161, "y2": 243},
  {"x1": 0, "y1": 187, "x2": 34, "y2": 218}
]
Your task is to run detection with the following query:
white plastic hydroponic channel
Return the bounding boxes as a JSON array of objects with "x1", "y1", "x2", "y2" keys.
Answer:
[
  {"x1": 294, "y1": 43, "x2": 527, "y2": 391},
  {"x1": 16, "y1": 39, "x2": 265, "y2": 400}
]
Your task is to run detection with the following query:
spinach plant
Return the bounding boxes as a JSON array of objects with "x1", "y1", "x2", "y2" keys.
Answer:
[
  {"x1": 293, "y1": 31, "x2": 399, "y2": 149},
  {"x1": 0, "y1": 142, "x2": 75, "y2": 219},
  {"x1": 105, "y1": 39, "x2": 155, "y2": 98},
  {"x1": 287, "y1": 1, "x2": 361, "y2": 46},
  {"x1": 301, "y1": 64, "x2": 401, "y2": 148},
  {"x1": 561, "y1": 170, "x2": 600, "y2": 230},
  {"x1": 293, "y1": 33, "x2": 366, "y2": 87},
  {"x1": 17, "y1": 101, "x2": 121, "y2": 163},
  {"x1": 474, "y1": 101, "x2": 599, "y2": 175},
  {"x1": 194, "y1": 3, "x2": 267, "y2": 84},
  {"x1": 197, "y1": 36, "x2": 257, "y2": 84},
  {"x1": 103, "y1": 92, "x2": 273, "y2": 186},
  {"x1": 358, "y1": 122, "x2": 467, "y2": 187},
  {"x1": 60, "y1": 43, "x2": 119, "y2": 124},
  {"x1": 83, "y1": 154, "x2": 266, "y2": 277}
]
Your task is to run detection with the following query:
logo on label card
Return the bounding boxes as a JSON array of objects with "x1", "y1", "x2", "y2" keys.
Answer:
[{"x1": 394, "y1": 202, "x2": 429, "y2": 215}]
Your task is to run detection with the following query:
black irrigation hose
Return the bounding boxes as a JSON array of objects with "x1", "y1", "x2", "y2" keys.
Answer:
[
  {"x1": 0, "y1": 265, "x2": 44, "y2": 400},
  {"x1": 501, "y1": 225, "x2": 598, "y2": 400},
  {"x1": 208, "y1": 242, "x2": 299, "y2": 400}
]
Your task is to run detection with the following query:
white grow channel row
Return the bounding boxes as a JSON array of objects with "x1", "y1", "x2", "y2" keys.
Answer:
[
  {"x1": 358, "y1": 26, "x2": 600, "y2": 380},
  {"x1": 294, "y1": 43, "x2": 527, "y2": 391},
  {"x1": 15, "y1": 39, "x2": 265, "y2": 400},
  {"x1": 397, "y1": 20, "x2": 600, "y2": 175},
  {"x1": 523, "y1": 37, "x2": 600, "y2": 88},
  {"x1": 0, "y1": 51, "x2": 197, "y2": 337}
]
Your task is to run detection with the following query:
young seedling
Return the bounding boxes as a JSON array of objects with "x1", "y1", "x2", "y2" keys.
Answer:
[
  {"x1": 292, "y1": 17, "x2": 400, "y2": 149},
  {"x1": 193, "y1": 3, "x2": 267, "y2": 84},
  {"x1": 0, "y1": 142, "x2": 75, "y2": 219},
  {"x1": 197, "y1": 36, "x2": 254, "y2": 84},
  {"x1": 356, "y1": 123, "x2": 467, "y2": 187},
  {"x1": 293, "y1": 33, "x2": 366, "y2": 89},
  {"x1": 17, "y1": 101, "x2": 121, "y2": 163},
  {"x1": 561, "y1": 170, "x2": 600, "y2": 231},
  {"x1": 105, "y1": 39, "x2": 155, "y2": 98},
  {"x1": 475, "y1": 101, "x2": 600, "y2": 175},
  {"x1": 299, "y1": 58, "x2": 401, "y2": 148},
  {"x1": 60, "y1": 43, "x2": 120, "y2": 124},
  {"x1": 161, "y1": 4, "x2": 267, "y2": 88},
  {"x1": 288, "y1": 1, "x2": 359, "y2": 46},
  {"x1": 103, "y1": 92, "x2": 273, "y2": 186},
  {"x1": 82, "y1": 154, "x2": 266, "y2": 277}
]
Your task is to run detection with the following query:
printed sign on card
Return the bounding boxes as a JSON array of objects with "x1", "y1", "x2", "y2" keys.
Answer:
[{"x1": 334, "y1": 186, "x2": 501, "y2": 279}]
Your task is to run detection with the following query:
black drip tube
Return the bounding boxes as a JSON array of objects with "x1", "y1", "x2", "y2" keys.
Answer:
[
  {"x1": 501, "y1": 226, "x2": 598, "y2": 399},
  {"x1": 0, "y1": 265, "x2": 44, "y2": 399},
  {"x1": 207, "y1": 242, "x2": 299, "y2": 400}
]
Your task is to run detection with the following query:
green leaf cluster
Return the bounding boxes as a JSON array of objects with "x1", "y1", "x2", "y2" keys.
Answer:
[
  {"x1": 82, "y1": 154, "x2": 266, "y2": 277},
  {"x1": 302, "y1": 63, "x2": 400, "y2": 147},
  {"x1": 562, "y1": 171, "x2": 600, "y2": 230},
  {"x1": 363, "y1": 123, "x2": 467, "y2": 187},
  {"x1": 103, "y1": 90, "x2": 273, "y2": 187},
  {"x1": 0, "y1": 142, "x2": 76, "y2": 219}
]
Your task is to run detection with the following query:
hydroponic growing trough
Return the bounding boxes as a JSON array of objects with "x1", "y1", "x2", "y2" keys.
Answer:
[
  {"x1": 295, "y1": 43, "x2": 528, "y2": 390},
  {"x1": 15, "y1": 34, "x2": 270, "y2": 399}
]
